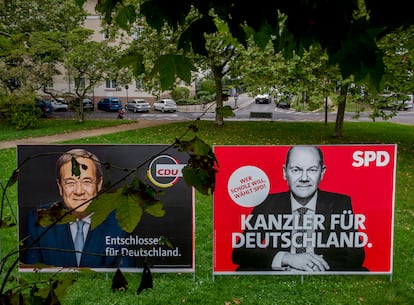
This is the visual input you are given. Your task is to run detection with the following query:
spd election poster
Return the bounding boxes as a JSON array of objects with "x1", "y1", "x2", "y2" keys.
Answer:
[
  {"x1": 213, "y1": 145, "x2": 396, "y2": 275},
  {"x1": 18, "y1": 144, "x2": 194, "y2": 273}
]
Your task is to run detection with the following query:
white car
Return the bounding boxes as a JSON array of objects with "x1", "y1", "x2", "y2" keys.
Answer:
[
  {"x1": 153, "y1": 99, "x2": 177, "y2": 112},
  {"x1": 125, "y1": 99, "x2": 151, "y2": 112},
  {"x1": 255, "y1": 93, "x2": 272, "y2": 104},
  {"x1": 402, "y1": 94, "x2": 413, "y2": 110},
  {"x1": 50, "y1": 98, "x2": 68, "y2": 111}
]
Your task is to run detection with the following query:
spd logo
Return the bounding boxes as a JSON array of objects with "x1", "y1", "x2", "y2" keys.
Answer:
[{"x1": 147, "y1": 155, "x2": 186, "y2": 188}]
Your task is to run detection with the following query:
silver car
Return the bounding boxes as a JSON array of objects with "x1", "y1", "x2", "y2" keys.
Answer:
[
  {"x1": 125, "y1": 99, "x2": 151, "y2": 112},
  {"x1": 50, "y1": 98, "x2": 69, "y2": 111},
  {"x1": 153, "y1": 99, "x2": 177, "y2": 112}
]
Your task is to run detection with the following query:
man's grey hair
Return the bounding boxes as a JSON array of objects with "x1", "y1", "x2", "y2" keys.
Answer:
[
  {"x1": 56, "y1": 148, "x2": 103, "y2": 182},
  {"x1": 285, "y1": 146, "x2": 324, "y2": 167}
]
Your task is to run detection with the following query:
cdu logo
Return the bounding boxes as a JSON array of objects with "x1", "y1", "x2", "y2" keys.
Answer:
[{"x1": 147, "y1": 155, "x2": 186, "y2": 188}]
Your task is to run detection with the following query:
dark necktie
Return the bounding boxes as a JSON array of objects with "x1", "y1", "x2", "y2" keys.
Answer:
[
  {"x1": 296, "y1": 207, "x2": 308, "y2": 254},
  {"x1": 74, "y1": 220, "x2": 85, "y2": 266}
]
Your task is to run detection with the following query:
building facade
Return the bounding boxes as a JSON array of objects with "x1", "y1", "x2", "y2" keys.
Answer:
[{"x1": 47, "y1": 0, "x2": 195, "y2": 105}]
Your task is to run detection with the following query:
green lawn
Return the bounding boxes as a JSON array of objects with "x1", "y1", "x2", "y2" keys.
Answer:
[
  {"x1": 1, "y1": 120, "x2": 413, "y2": 305},
  {"x1": 0, "y1": 118, "x2": 132, "y2": 141}
]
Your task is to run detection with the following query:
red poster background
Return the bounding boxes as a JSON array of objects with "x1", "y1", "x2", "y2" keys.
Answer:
[{"x1": 213, "y1": 145, "x2": 396, "y2": 274}]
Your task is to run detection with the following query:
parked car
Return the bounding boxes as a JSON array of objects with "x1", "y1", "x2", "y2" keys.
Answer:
[
  {"x1": 50, "y1": 98, "x2": 68, "y2": 111},
  {"x1": 82, "y1": 98, "x2": 95, "y2": 111},
  {"x1": 255, "y1": 93, "x2": 272, "y2": 104},
  {"x1": 377, "y1": 93, "x2": 413, "y2": 111},
  {"x1": 97, "y1": 97, "x2": 122, "y2": 112},
  {"x1": 69, "y1": 98, "x2": 94, "y2": 111},
  {"x1": 276, "y1": 101, "x2": 291, "y2": 109},
  {"x1": 34, "y1": 100, "x2": 53, "y2": 117},
  {"x1": 125, "y1": 99, "x2": 151, "y2": 112},
  {"x1": 153, "y1": 99, "x2": 177, "y2": 112},
  {"x1": 398, "y1": 94, "x2": 413, "y2": 110},
  {"x1": 276, "y1": 91, "x2": 294, "y2": 109}
]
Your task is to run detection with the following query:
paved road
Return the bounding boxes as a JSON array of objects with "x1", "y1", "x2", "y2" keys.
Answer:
[{"x1": 51, "y1": 94, "x2": 414, "y2": 125}]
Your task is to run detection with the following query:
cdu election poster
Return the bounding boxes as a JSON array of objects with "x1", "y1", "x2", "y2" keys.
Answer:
[
  {"x1": 213, "y1": 144, "x2": 396, "y2": 275},
  {"x1": 18, "y1": 144, "x2": 194, "y2": 273}
]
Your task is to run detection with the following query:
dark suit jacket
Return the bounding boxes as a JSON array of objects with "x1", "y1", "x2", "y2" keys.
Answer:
[
  {"x1": 21, "y1": 204, "x2": 129, "y2": 268},
  {"x1": 232, "y1": 190, "x2": 366, "y2": 271}
]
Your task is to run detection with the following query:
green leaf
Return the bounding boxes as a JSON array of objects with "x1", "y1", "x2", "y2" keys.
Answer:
[
  {"x1": 117, "y1": 50, "x2": 145, "y2": 77},
  {"x1": 254, "y1": 21, "x2": 279, "y2": 50},
  {"x1": 182, "y1": 166, "x2": 215, "y2": 195},
  {"x1": 175, "y1": 136, "x2": 218, "y2": 195},
  {"x1": 115, "y1": 191, "x2": 143, "y2": 234},
  {"x1": 50, "y1": 276, "x2": 76, "y2": 301},
  {"x1": 89, "y1": 178, "x2": 164, "y2": 233},
  {"x1": 88, "y1": 191, "x2": 119, "y2": 230},
  {"x1": 114, "y1": 5, "x2": 137, "y2": 31},
  {"x1": 71, "y1": 156, "x2": 81, "y2": 178},
  {"x1": 178, "y1": 16, "x2": 216, "y2": 55},
  {"x1": 145, "y1": 201, "x2": 165, "y2": 218},
  {"x1": 140, "y1": 0, "x2": 191, "y2": 31},
  {"x1": 36, "y1": 203, "x2": 76, "y2": 227},
  {"x1": 95, "y1": 0, "x2": 122, "y2": 24},
  {"x1": 36, "y1": 277, "x2": 75, "y2": 305},
  {"x1": 74, "y1": 0, "x2": 87, "y2": 7},
  {"x1": 151, "y1": 54, "x2": 195, "y2": 90}
]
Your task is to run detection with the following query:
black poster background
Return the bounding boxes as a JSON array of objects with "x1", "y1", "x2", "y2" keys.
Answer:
[{"x1": 18, "y1": 144, "x2": 194, "y2": 271}]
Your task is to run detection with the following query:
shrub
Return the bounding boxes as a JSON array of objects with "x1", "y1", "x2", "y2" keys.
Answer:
[
  {"x1": 171, "y1": 87, "x2": 190, "y2": 100},
  {"x1": 199, "y1": 79, "x2": 215, "y2": 94},
  {"x1": 0, "y1": 91, "x2": 40, "y2": 130},
  {"x1": 8, "y1": 103, "x2": 39, "y2": 130},
  {"x1": 196, "y1": 91, "x2": 210, "y2": 98}
]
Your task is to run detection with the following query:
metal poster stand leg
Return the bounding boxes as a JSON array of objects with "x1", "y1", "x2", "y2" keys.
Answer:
[{"x1": 301, "y1": 275, "x2": 304, "y2": 284}]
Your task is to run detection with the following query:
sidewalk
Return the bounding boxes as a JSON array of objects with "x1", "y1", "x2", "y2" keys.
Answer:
[{"x1": 0, "y1": 120, "x2": 176, "y2": 150}]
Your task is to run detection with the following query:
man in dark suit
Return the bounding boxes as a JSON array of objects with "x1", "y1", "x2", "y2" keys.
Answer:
[
  {"x1": 21, "y1": 148, "x2": 128, "y2": 268},
  {"x1": 232, "y1": 146, "x2": 366, "y2": 272}
]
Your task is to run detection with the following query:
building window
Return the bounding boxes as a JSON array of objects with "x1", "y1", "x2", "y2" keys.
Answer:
[
  {"x1": 106, "y1": 79, "x2": 118, "y2": 89},
  {"x1": 103, "y1": 29, "x2": 110, "y2": 40},
  {"x1": 133, "y1": 26, "x2": 144, "y2": 40},
  {"x1": 75, "y1": 77, "x2": 85, "y2": 89},
  {"x1": 135, "y1": 79, "x2": 144, "y2": 90},
  {"x1": 133, "y1": 31, "x2": 139, "y2": 40}
]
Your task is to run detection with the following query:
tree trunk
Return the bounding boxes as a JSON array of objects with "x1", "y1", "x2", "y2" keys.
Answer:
[
  {"x1": 334, "y1": 86, "x2": 347, "y2": 138},
  {"x1": 213, "y1": 67, "x2": 224, "y2": 126},
  {"x1": 79, "y1": 105, "x2": 85, "y2": 123}
]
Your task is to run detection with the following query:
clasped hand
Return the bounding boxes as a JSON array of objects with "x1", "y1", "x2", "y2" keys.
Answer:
[{"x1": 282, "y1": 253, "x2": 330, "y2": 271}]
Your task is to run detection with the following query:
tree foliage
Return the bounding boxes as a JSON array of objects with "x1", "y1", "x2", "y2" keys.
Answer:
[
  {"x1": 377, "y1": 26, "x2": 414, "y2": 94},
  {"x1": 0, "y1": 0, "x2": 87, "y2": 128},
  {"x1": 91, "y1": 0, "x2": 414, "y2": 90}
]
